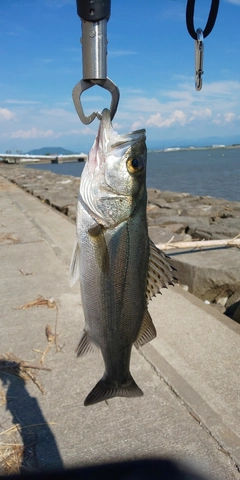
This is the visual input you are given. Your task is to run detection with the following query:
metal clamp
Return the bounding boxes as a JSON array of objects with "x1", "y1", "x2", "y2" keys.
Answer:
[
  {"x1": 73, "y1": 2, "x2": 120, "y2": 124},
  {"x1": 72, "y1": 77, "x2": 120, "y2": 125}
]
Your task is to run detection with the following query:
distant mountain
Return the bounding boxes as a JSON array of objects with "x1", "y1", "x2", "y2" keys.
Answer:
[{"x1": 26, "y1": 147, "x2": 76, "y2": 155}]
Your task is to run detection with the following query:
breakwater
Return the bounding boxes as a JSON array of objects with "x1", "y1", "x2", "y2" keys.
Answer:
[{"x1": 1, "y1": 163, "x2": 240, "y2": 322}]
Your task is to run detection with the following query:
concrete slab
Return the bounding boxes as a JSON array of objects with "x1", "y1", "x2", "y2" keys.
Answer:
[
  {"x1": 168, "y1": 248, "x2": 240, "y2": 301},
  {"x1": 147, "y1": 287, "x2": 240, "y2": 460},
  {"x1": 0, "y1": 176, "x2": 240, "y2": 479}
]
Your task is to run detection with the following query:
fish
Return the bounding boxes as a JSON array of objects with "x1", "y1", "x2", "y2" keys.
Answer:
[{"x1": 70, "y1": 108, "x2": 176, "y2": 406}]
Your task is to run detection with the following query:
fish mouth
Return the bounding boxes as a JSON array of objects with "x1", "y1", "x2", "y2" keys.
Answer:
[{"x1": 98, "y1": 108, "x2": 146, "y2": 155}]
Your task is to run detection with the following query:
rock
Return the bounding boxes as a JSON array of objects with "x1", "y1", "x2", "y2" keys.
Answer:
[
  {"x1": 226, "y1": 291, "x2": 240, "y2": 309},
  {"x1": 188, "y1": 223, "x2": 240, "y2": 240},
  {"x1": 147, "y1": 188, "x2": 162, "y2": 204},
  {"x1": 216, "y1": 296, "x2": 228, "y2": 307},
  {"x1": 67, "y1": 205, "x2": 77, "y2": 222},
  {"x1": 156, "y1": 190, "x2": 193, "y2": 203},
  {"x1": 169, "y1": 248, "x2": 240, "y2": 303},
  {"x1": 180, "y1": 204, "x2": 228, "y2": 218},
  {"x1": 161, "y1": 223, "x2": 186, "y2": 234},
  {"x1": 147, "y1": 206, "x2": 179, "y2": 225},
  {"x1": 148, "y1": 227, "x2": 186, "y2": 245}
]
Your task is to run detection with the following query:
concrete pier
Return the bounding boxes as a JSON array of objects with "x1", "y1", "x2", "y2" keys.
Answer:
[{"x1": 0, "y1": 175, "x2": 240, "y2": 478}]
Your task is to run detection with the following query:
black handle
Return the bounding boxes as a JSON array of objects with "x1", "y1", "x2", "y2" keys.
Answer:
[
  {"x1": 186, "y1": 0, "x2": 220, "y2": 40},
  {"x1": 76, "y1": 0, "x2": 111, "y2": 22}
]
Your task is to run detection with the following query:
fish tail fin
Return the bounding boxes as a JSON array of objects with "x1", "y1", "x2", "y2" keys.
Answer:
[{"x1": 84, "y1": 375, "x2": 143, "y2": 407}]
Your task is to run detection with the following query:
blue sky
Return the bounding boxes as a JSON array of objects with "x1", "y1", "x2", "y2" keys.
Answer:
[{"x1": 0, "y1": 0, "x2": 240, "y2": 153}]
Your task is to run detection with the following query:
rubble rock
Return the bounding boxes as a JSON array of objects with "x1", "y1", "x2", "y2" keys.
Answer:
[{"x1": 169, "y1": 248, "x2": 240, "y2": 303}]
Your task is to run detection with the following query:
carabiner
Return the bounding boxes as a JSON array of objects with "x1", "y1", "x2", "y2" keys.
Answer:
[
  {"x1": 195, "y1": 28, "x2": 204, "y2": 91},
  {"x1": 72, "y1": 78, "x2": 120, "y2": 125},
  {"x1": 186, "y1": 0, "x2": 219, "y2": 91}
]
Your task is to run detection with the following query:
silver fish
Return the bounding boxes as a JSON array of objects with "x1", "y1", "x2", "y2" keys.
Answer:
[{"x1": 70, "y1": 109, "x2": 176, "y2": 406}]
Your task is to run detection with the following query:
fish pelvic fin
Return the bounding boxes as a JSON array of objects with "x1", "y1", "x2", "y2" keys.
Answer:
[
  {"x1": 69, "y1": 238, "x2": 80, "y2": 287},
  {"x1": 84, "y1": 375, "x2": 143, "y2": 407},
  {"x1": 146, "y1": 239, "x2": 178, "y2": 301},
  {"x1": 76, "y1": 330, "x2": 98, "y2": 357},
  {"x1": 134, "y1": 310, "x2": 156, "y2": 349}
]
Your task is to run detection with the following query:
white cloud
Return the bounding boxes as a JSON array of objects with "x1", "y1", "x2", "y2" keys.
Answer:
[
  {"x1": 0, "y1": 108, "x2": 16, "y2": 120},
  {"x1": 225, "y1": 112, "x2": 236, "y2": 122},
  {"x1": 226, "y1": 0, "x2": 240, "y2": 5},
  {"x1": 146, "y1": 110, "x2": 187, "y2": 128},
  {"x1": 213, "y1": 112, "x2": 236, "y2": 125},
  {"x1": 189, "y1": 108, "x2": 212, "y2": 122},
  {"x1": 120, "y1": 79, "x2": 240, "y2": 133},
  {"x1": 10, "y1": 128, "x2": 55, "y2": 139},
  {"x1": 5, "y1": 99, "x2": 40, "y2": 105},
  {"x1": 7, "y1": 126, "x2": 96, "y2": 140}
]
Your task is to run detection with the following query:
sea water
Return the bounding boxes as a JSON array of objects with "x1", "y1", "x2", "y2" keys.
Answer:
[{"x1": 27, "y1": 147, "x2": 240, "y2": 202}]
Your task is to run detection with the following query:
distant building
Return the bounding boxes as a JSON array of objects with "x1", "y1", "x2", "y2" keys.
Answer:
[{"x1": 164, "y1": 147, "x2": 180, "y2": 152}]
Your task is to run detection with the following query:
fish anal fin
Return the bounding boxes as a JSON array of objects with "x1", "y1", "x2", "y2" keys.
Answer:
[
  {"x1": 76, "y1": 330, "x2": 98, "y2": 357},
  {"x1": 134, "y1": 310, "x2": 156, "y2": 349},
  {"x1": 84, "y1": 375, "x2": 143, "y2": 406},
  {"x1": 69, "y1": 238, "x2": 80, "y2": 287}
]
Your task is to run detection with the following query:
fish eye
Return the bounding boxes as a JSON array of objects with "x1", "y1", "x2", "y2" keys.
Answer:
[{"x1": 127, "y1": 157, "x2": 144, "y2": 174}]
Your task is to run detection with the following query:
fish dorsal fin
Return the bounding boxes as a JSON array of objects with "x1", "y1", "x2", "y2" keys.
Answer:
[
  {"x1": 69, "y1": 238, "x2": 80, "y2": 287},
  {"x1": 76, "y1": 329, "x2": 99, "y2": 357},
  {"x1": 146, "y1": 239, "x2": 177, "y2": 302},
  {"x1": 134, "y1": 310, "x2": 156, "y2": 349}
]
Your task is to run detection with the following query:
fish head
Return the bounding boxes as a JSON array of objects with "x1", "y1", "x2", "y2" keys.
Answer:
[{"x1": 80, "y1": 109, "x2": 147, "y2": 226}]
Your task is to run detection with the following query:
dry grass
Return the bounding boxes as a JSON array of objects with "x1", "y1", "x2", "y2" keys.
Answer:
[
  {"x1": 13, "y1": 295, "x2": 56, "y2": 310},
  {"x1": 0, "y1": 233, "x2": 19, "y2": 244},
  {"x1": 0, "y1": 353, "x2": 51, "y2": 394},
  {"x1": 12, "y1": 296, "x2": 60, "y2": 354},
  {"x1": 0, "y1": 422, "x2": 54, "y2": 475},
  {"x1": 0, "y1": 352, "x2": 54, "y2": 474},
  {"x1": 19, "y1": 269, "x2": 34, "y2": 277},
  {"x1": 0, "y1": 429, "x2": 24, "y2": 475}
]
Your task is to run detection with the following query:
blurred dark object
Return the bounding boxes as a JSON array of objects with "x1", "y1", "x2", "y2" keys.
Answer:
[{"x1": 1, "y1": 458, "x2": 209, "y2": 480}]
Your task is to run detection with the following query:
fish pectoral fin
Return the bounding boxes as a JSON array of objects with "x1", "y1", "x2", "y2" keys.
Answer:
[
  {"x1": 76, "y1": 330, "x2": 98, "y2": 357},
  {"x1": 88, "y1": 224, "x2": 109, "y2": 273},
  {"x1": 134, "y1": 310, "x2": 156, "y2": 349},
  {"x1": 69, "y1": 238, "x2": 80, "y2": 287},
  {"x1": 88, "y1": 224, "x2": 102, "y2": 237},
  {"x1": 146, "y1": 239, "x2": 178, "y2": 301},
  {"x1": 84, "y1": 375, "x2": 143, "y2": 406}
]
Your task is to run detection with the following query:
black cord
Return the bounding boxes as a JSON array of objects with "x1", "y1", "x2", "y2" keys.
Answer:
[{"x1": 186, "y1": 0, "x2": 220, "y2": 40}]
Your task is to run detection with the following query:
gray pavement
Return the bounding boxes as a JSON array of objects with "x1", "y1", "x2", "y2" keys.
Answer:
[{"x1": 0, "y1": 175, "x2": 240, "y2": 479}]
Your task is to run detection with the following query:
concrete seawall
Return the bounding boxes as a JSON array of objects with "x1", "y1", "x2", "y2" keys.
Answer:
[{"x1": 0, "y1": 172, "x2": 240, "y2": 477}]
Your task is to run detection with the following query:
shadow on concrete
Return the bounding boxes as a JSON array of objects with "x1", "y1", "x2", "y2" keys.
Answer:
[{"x1": 0, "y1": 364, "x2": 63, "y2": 473}]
